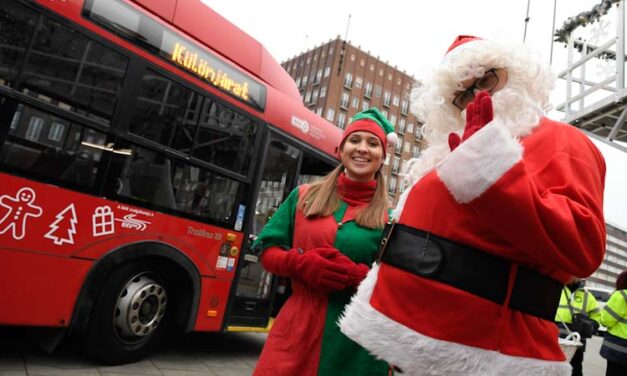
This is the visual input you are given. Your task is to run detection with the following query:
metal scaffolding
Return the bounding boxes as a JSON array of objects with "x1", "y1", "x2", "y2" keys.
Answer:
[{"x1": 556, "y1": 0, "x2": 627, "y2": 153}]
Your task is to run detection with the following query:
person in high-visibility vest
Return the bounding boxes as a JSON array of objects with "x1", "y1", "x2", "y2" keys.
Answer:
[
  {"x1": 554, "y1": 278, "x2": 601, "y2": 376},
  {"x1": 600, "y1": 271, "x2": 627, "y2": 376}
]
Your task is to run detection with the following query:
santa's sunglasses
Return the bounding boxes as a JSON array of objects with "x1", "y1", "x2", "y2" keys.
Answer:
[{"x1": 452, "y1": 68, "x2": 499, "y2": 110}]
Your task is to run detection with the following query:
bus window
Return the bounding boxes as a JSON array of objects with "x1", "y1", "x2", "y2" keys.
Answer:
[
  {"x1": 104, "y1": 141, "x2": 246, "y2": 227},
  {"x1": 129, "y1": 69, "x2": 203, "y2": 152},
  {"x1": 21, "y1": 14, "x2": 128, "y2": 122},
  {"x1": 0, "y1": 99, "x2": 108, "y2": 189},
  {"x1": 194, "y1": 99, "x2": 257, "y2": 175},
  {"x1": 0, "y1": 1, "x2": 38, "y2": 88}
]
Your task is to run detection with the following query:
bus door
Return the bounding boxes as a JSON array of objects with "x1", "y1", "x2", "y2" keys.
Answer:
[{"x1": 227, "y1": 131, "x2": 336, "y2": 328}]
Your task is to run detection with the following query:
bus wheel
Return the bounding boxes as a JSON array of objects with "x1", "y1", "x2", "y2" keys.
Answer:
[{"x1": 82, "y1": 262, "x2": 170, "y2": 364}]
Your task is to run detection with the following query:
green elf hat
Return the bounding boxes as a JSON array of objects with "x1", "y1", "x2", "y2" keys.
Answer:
[{"x1": 341, "y1": 108, "x2": 398, "y2": 157}]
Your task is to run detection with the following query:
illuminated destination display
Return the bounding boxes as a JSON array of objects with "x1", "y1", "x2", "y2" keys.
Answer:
[
  {"x1": 165, "y1": 37, "x2": 256, "y2": 105},
  {"x1": 162, "y1": 32, "x2": 264, "y2": 109},
  {"x1": 85, "y1": 0, "x2": 266, "y2": 111}
]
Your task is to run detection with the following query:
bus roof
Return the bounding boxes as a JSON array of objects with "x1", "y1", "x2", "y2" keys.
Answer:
[{"x1": 131, "y1": 0, "x2": 301, "y2": 101}]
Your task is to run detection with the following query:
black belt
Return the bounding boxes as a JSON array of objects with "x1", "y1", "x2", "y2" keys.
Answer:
[{"x1": 377, "y1": 223, "x2": 562, "y2": 322}]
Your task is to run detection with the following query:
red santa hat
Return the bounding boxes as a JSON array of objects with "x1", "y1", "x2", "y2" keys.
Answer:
[{"x1": 445, "y1": 35, "x2": 482, "y2": 54}]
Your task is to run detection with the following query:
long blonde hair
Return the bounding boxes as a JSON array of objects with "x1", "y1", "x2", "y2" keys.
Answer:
[{"x1": 298, "y1": 165, "x2": 389, "y2": 229}]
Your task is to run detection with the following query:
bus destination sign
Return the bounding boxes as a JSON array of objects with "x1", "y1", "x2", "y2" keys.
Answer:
[{"x1": 163, "y1": 33, "x2": 265, "y2": 110}]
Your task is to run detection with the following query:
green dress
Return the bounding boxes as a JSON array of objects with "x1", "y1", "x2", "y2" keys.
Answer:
[{"x1": 252, "y1": 176, "x2": 390, "y2": 376}]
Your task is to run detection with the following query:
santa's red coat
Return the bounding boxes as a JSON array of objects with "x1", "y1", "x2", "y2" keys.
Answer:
[{"x1": 340, "y1": 118, "x2": 606, "y2": 376}]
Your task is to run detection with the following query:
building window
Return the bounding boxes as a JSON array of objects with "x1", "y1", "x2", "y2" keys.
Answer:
[
  {"x1": 397, "y1": 77, "x2": 402, "y2": 85},
  {"x1": 316, "y1": 107, "x2": 323, "y2": 116},
  {"x1": 314, "y1": 52, "x2": 319, "y2": 61},
  {"x1": 401, "y1": 100, "x2": 409, "y2": 115},
  {"x1": 383, "y1": 91, "x2": 391, "y2": 106},
  {"x1": 413, "y1": 146, "x2": 421, "y2": 158},
  {"x1": 306, "y1": 56, "x2": 311, "y2": 64},
  {"x1": 404, "y1": 140, "x2": 411, "y2": 153},
  {"x1": 312, "y1": 88, "x2": 319, "y2": 102},
  {"x1": 360, "y1": 58, "x2": 365, "y2": 66},
  {"x1": 364, "y1": 82, "x2": 372, "y2": 98},
  {"x1": 379, "y1": 68, "x2": 384, "y2": 76},
  {"x1": 344, "y1": 72, "x2": 353, "y2": 88},
  {"x1": 329, "y1": 46, "x2": 334, "y2": 55},
  {"x1": 355, "y1": 76, "x2": 363, "y2": 89},
  {"x1": 340, "y1": 92, "x2": 350, "y2": 109},
  {"x1": 296, "y1": 77, "x2": 302, "y2": 87},
  {"x1": 351, "y1": 97, "x2": 359, "y2": 109},
  {"x1": 389, "y1": 114, "x2": 397, "y2": 127},
  {"x1": 361, "y1": 99, "x2": 370, "y2": 111},
  {"x1": 388, "y1": 73, "x2": 393, "y2": 80},
  {"x1": 389, "y1": 176, "x2": 397, "y2": 194},
  {"x1": 25, "y1": 116, "x2": 44, "y2": 141},
  {"x1": 374, "y1": 85, "x2": 382, "y2": 98},
  {"x1": 324, "y1": 66, "x2": 331, "y2": 77},
  {"x1": 326, "y1": 108, "x2": 335, "y2": 121},
  {"x1": 406, "y1": 122, "x2": 414, "y2": 134},
  {"x1": 48, "y1": 122, "x2": 65, "y2": 142},
  {"x1": 350, "y1": 53, "x2": 355, "y2": 61},
  {"x1": 315, "y1": 69, "x2": 323, "y2": 84},
  {"x1": 382, "y1": 109, "x2": 388, "y2": 118},
  {"x1": 398, "y1": 118, "x2": 406, "y2": 133},
  {"x1": 302, "y1": 75, "x2": 308, "y2": 86},
  {"x1": 393, "y1": 95, "x2": 400, "y2": 106},
  {"x1": 370, "y1": 63, "x2": 375, "y2": 71},
  {"x1": 392, "y1": 157, "x2": 400, "y2": 174},
  {"x1": 338, "y1": 111, "x2": 347, "y2": 129},
  {"x1": 305, "y1": 91, "x2": 312, "y2": 103},
  {"x1": 320, "y1": 86, "x2": 327, "y2": 98},
  {"x1": 394, "y1": 138, "x2": 402, "y2": 155}
]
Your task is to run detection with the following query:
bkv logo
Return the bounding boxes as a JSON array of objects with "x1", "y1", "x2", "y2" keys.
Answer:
[
  {"x1": 116, "y1": 214, "x2": 150, "y2": 231},
  {"x1": 291, "y1": 116, "x2": 309, "y2": 134}
]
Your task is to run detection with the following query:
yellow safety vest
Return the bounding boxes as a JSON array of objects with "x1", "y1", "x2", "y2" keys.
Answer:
[
  {"x1": 554, "y1": 287, "x2": 601, "y2": 324},
  {"x1": 601, "y1": 290, "x2": 627, "y2": 340}
]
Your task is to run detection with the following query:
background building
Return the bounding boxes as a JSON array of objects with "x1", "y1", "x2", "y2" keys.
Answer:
[
  {"x1": 281, "y1": 36, "x2": 424, "y2": 205},
  {"x1": 588, "y1": 223, "x2": 627, "y2": 291}
]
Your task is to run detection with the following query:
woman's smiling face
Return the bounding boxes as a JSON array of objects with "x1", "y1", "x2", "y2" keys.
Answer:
[{"x1": 340, "y1": 131, "x2": 384, "y2": 182}]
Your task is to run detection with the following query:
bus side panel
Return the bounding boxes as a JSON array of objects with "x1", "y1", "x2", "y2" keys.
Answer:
[
  {"x1": 0, "y1": 249, "x2": 92, "y2": 326},
  {"x1": 193, "y1": 276, "x2": 233, "y2": 332}
]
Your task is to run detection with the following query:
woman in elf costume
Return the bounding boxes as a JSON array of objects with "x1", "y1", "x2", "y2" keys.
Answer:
[{"x1": 252, "y1": 108, "x2": 397, "y2": 376}]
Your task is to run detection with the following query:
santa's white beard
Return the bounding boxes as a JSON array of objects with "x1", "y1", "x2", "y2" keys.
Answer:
[
  {"x1": 489, "y1": 84, "x2": 544, "y2": 139},
  {"x1": 395, "y1": 85, "x2": 544, "y2": 218}
]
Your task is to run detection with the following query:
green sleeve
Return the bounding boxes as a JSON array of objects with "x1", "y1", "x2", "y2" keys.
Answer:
[{"x1": 251, "y1": 187, "x2": 299, "y2": 253}]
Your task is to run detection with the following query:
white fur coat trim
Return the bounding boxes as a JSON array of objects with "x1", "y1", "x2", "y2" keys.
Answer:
[
  {"x1": 436, "y1": 120, "x2": 522, "y2": 204},
  {"x1": 339, "y1": 264, "x2": 571, "y2": 376}
]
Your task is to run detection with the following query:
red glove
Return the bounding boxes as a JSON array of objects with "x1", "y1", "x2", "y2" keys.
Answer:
[
  {"x1": 448, "y1": 91, "x2": 494, "y2": 151},
  {"x1": 320, "y1": 249, "x2": 370, "y2": 287},
  {"x1": 261, "y1": 247, "x2": 350, "y2": 291}
]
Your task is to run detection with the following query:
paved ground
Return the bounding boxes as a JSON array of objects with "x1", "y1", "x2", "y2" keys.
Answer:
[
  {"x1": 0, "y1": 327, "x2": 606, "y2": 375},
  {"x1": 0, "y1": 327, "x2": 266, "y2": 376}
]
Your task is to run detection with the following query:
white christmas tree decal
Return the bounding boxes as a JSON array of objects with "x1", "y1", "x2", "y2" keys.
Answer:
[{"x1": 44, "y1": 204, "x2": 78, "y2": 245}]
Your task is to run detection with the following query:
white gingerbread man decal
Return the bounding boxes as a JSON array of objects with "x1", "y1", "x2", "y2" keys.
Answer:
[{"x1": 0, "y1": 187, "x2": 43, "y2": 240}]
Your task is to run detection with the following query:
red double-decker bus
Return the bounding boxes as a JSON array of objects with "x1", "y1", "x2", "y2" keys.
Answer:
[{"x1": 0, "y1": 0, "x2": 341, "y2": 364}]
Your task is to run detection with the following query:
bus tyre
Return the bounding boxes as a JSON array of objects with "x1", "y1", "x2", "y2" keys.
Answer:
[{"x1": 82, "y1": 262, "x2": 171, "y2": 365}]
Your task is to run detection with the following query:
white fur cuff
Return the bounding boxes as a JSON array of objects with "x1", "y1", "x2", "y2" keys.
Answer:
[{"x1": 436, "y1": 120, "x2": 522, "y2": 204}]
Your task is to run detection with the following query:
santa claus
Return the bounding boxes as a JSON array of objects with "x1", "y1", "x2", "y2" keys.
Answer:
[{"x1": 339, "y1": 35, "x2": 606, "y2": 375}]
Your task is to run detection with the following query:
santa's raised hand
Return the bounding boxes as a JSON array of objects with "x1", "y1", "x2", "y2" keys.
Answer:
[{"x1": 448, "y1": 91, "x2": 494, "y2": 151}]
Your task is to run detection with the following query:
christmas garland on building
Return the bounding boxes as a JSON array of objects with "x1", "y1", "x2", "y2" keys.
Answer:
[{"x1": 554, "y1": 0, "x2": 621, "y2": 44}]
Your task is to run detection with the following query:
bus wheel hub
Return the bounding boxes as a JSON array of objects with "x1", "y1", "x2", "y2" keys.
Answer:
[{"x1": 114, "y1": 274, "x2": 167, "y2": 339}]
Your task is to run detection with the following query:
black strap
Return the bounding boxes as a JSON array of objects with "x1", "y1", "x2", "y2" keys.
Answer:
[{"x1": 379, "y1": 223, "x2": 562, "y2": 322}]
